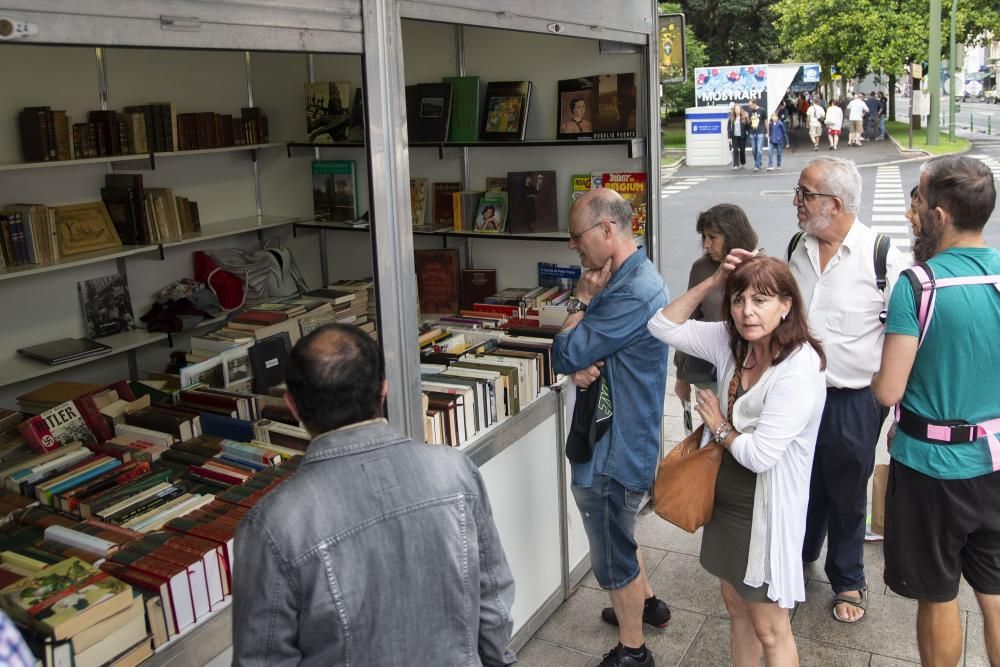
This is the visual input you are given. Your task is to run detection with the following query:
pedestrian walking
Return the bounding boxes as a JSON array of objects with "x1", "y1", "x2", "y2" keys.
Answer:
[{"x1": 767, "y1": 112, "x2": 786, "y2": 170}]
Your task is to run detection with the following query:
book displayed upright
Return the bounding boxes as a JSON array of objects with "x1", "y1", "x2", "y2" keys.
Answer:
[
  {"x1": 592, "y1": 73, "x2": 637, "y2": 139},
  {"x1": 305, "y1": 81, "x2": 352, "y2": 143},
  {"x1": 410, "y1": 177, "x2": 430, "y2": 228},
  {"x1": 414, "y1": 249, "x2": 461, "y2": 316},
  {"x1": 442, "y1": 75, "x2": 480, "y2": 142},
  {"x1": 474, "y1": 192, "x2": 508, "y2": 234},
  {"x1": 405, "y1": 82, "x2": 453, "y2": 143},
  {"x1": 461, "y1": 269, "x2": 497, "y2": 311},
  {"x1": 312, "y1": 160, "x2": 358, "y2": 223},
  {"x1": 78, "y1": 274, "x2": 136, "y2": 339},
  {"x1": 432, "y1": 182, "x2": 461, "y2": 228},
  {"x1": 556, "y1": 77, "x2": 595, "y2": 139},
  {"x1": 479, "y1": 81, "x2": 532, "y2": 141},
  {"x1": 506, "y1": 171, "x2": 558, "y2": 234},
  {"x1": 600, "y1": 171, "x2": 648, "y2": 235}
]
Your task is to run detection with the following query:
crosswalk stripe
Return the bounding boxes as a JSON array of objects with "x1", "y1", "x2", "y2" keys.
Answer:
[
  {"x1": 871, "y1": 214, "x2": 907, "y2": 221},
  {"x1": 872, "y1": 206, "x2": 905, "y2": 212},
  {"x1": 871, "y1": 225, "x2": 910, "y2": 234}
]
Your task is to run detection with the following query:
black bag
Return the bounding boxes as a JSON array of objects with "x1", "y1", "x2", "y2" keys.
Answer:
[{"x1": 565, "y1": 373, "x2": 613, "y2": 464}]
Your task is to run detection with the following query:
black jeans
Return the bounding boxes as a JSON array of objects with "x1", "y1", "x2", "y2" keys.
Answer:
[
  {"x1": 801, "y1": 386, "x2": 889, "y2": 593},
  {"x1": 731, "y1": 135, "x2": 747, "y2": 166}
]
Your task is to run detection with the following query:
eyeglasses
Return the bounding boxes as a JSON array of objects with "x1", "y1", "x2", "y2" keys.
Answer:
[
  {"x1": 793, "y1": 185, "x2": 839, "y2": 204},
  {"x1": 569, "y1": 220, "x2": 606, "y2": 242}
]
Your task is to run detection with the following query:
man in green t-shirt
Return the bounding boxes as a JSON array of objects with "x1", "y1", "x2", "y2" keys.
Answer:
[{"x1": 873, "y1": 155, "x2": 1000, "y2": 667}]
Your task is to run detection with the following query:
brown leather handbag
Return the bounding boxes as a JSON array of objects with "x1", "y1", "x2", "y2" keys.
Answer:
[{"x1": 653, "y1": 372, "x2": 739, "y2": 533}]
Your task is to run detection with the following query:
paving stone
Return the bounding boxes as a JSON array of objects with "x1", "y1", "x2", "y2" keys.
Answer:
[
  {"x1": 514, "y1": 638, "x2": 598, "y2": 667},
  {"x1": 795, "y1": 636, "x2": 872, "y2": 666},
  {"x1": 868, "y1": 655, "x2": 919, "y2": 666},
  {"x1": 635, "y1": 512, "x2": 703, "y2": 558},
  {"x1": 647, "y1": 551, "x2": 728, "y2": 618},
  {"x1": 678, "y1": 616, "x2": 730, "y2": 666},
  {"x1": 965, "y1": 611, "x2": 990, "y2": 667},
  {"x1": 790, "y1": 579, "x2": 939, "y2": 664},
  {"x1": 532, "y1": 586, "x2": 706, "y2": 665}
]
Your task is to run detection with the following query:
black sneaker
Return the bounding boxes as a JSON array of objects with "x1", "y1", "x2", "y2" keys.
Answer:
[
  {"x1": 600, "y1": 597, "x2": 671, "y2": 628},
  {"x1": 598, "y1": 643, "x2": 655, "y2": 667}
]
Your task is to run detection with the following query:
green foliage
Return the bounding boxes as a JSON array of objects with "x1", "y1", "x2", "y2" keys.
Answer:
[
  {"x1": 658, "y1": 3, "x2": 709, "y2": 117},
  {"x1": 678, "y1": 0, "x2": 788, "y2": 66}
]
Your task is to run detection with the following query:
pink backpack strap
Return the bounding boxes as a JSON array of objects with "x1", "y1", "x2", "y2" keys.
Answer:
[{"x1": 906, "y1": 263, "x2": 936, "y2": 349}]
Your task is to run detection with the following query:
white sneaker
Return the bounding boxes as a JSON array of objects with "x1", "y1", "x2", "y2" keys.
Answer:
[
  {"x1": 864, "y1": 517, "x2": 883, "y2": 542},
  {"x1": 766, "y1": 166, "x2": 775, "y2": 171}
]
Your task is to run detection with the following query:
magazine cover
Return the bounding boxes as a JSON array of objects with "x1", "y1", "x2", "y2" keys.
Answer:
[
  {"x1": 556, "y1": 77, "x2": 595, "y2": 139},
  {"x1": 601, "y1": 172, "x2": 648, "y2": 236},
  {"x1": 479, "y1": 82, "x2": 532, "y2": 141},
  {"x1": 312, "y1": 160, "x2": 358, "y2": 223},
  {"x1": 77, "y1": 274, "x2": 136, "y2": 339}
]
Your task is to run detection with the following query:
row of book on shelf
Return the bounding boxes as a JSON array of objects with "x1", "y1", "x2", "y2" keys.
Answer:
[
  {"x1": 313, "y1": 159, "x2": 647, "y2": 237},
  {"x1": 0, "y1": 175, "x2": 201, "y2": 269},
  {"x1": 18, "y1": 104, "x2": 270, "y2": 163},
  {"x1": 414, "y1": 262, "x2": 583, "y2": 445}
]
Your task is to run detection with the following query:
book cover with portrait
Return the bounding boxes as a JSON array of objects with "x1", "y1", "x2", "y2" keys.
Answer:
[{"x1": 556, "y1": 77, "x2": 595, "y2": 140}]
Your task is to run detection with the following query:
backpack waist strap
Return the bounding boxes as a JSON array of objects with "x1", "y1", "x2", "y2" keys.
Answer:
[{"x1": 897, "y1": 405, "x2": 1000, "y2": 471}]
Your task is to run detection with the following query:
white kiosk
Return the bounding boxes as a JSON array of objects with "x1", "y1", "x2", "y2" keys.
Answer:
[{"x1": 685, "y1": 105, "x2": 731, "y2": 166}]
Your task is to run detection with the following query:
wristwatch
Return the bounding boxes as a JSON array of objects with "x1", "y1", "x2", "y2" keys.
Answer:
[{"x1": 566, "y1": 297, "x2": 588, "y2": 314}]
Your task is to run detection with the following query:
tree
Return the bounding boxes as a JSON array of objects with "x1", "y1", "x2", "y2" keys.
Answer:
[
  {"x1": 658, "y1": 3, "x2": 709, "y2": 117},
  {"x1": 680, "y1": 0, "x2": 788, "y2": 65}
]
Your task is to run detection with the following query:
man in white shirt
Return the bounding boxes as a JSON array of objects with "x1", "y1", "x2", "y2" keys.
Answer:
[
  {"x1": 788, "y1": 157, "x2": 910, "y2": 623},
  {"x1": 846, "y1": 93, "x2": 868, "y2": 147},
  {"x1": 824, "y1": 100, "x2": 844, "y2": 150}
]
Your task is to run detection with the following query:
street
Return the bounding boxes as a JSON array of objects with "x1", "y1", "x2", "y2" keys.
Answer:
[
  {"x1": 658, "y1": 129, "x2": 1000, "y2": 299},
  {"x1": 890, "y1": 93, "x2": 999, "y2": 139}
]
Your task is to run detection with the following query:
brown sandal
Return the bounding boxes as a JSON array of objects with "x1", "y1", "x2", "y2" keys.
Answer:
[{"x1": 832, "y1": 589, "x2": 867, "y2": 623}]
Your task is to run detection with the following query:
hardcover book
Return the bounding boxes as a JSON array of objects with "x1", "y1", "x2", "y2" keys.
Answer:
[
  {"x1": 410, "y1": 178, "x2": 430, "y2": 228},
  {"x1": 16, "y1": 339, "x2": 112, "y2": 367},
  {"x1": 78, "y1": 274, "x2": 136, "y2": 339},
  {"x1": 0, "y1": 557, "x2": 132, "y2": 640},
  {"x1": 484, "y1": 177, "x2": 508, "y2": 192},
  {"x1": 248, "y1": 332, "x2": 292, "y2": 395},
  {"x1": 556, "y1": 77, "x2": 595, "y2": 139},
  {"x1": 312, "y1": 160, "x2": 358, "y2": 223},
  {"x1": 405, "y1": 82, "x2": 453, "y2": 143},
  {"x1": 51, "y1": 203, "x2": 123, "y2": 257},
  {"x1": 414, "y1": 249, "x2": 461, "y2": 316},
  {"x1": 601, "y1": 171, "x2": 648, "y2": 235},
  {"x1": 442, "y1": 75, "x2": 480, "y2": 142},
  {"x1": 506, "y1": 171, "x2": 558, "y2": 234},
  {"x1": 474, "y1": 192, "x2": 508, "y2": 234},
  {"x1": 569, "y1": 174, "x2": 592, "y2": 206},
  {"x1": 480, "y1": 81, "x2": 532, "y2": 141},
  {"x1": 461, "y1": 269, "x2": 498, "y2": 311},
  {"x1": 305, "y1": 81, "x2": 352, "y2": 143},
  {"x1": 592, "y1": 73, "x2": 638, "y2": 139},
  {"x1": 432, "y1": 182, "x2": 461, "y2": 228}
]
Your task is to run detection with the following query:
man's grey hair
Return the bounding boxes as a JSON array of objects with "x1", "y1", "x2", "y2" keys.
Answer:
[
  {"x1": 807, "y1": 156, "x2": 862, "y2": 214},
  {"x1": 586, "y1": 192, "x2": 633, "y2": 236}
]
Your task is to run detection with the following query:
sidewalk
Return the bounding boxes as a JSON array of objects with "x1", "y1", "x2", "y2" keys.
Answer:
[
  {"x1": 661, "y1": 125, "x2": 920, "y2": 183},
  {"x1": 515, "y1": 358, "x2": 992, "y2": 666}
]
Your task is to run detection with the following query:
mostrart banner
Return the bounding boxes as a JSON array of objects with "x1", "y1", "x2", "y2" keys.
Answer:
[{"x1": 694, "y1": 65, "x2": 768, "y2": 109}]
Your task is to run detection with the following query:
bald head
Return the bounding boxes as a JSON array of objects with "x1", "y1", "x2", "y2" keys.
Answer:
[
  {"x1": 285, "y1": 324, "x2": 385, "y2": 434},
  {"x1": 575, "y1": 187, "x2": 633, "y2": 238}
]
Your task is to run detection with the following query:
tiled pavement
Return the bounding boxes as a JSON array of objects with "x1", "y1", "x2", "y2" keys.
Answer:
[{"x1": 516, "y1": 364, "x2": 994, "y2": 667}]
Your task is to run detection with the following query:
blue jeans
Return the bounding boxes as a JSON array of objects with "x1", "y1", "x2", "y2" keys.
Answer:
[
  {"x1": 768, "y1": 142, "x2": 783, "y2": 167},
  {"x1": 879, "y1": 116, "x2": 886, "y2": 138},
  {"x1": 749, "y1": 133, "x2": 766, "y2": 168},
  {"x1": 572, "y1": 474, "x2": 645, "y2": 590}
]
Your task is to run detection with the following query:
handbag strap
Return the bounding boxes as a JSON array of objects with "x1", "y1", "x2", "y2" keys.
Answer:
[{"x1": 726, "y1": 369, "x2": 740, "y2": 420}]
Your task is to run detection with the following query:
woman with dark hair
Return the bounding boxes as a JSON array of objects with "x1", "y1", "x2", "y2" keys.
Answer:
[
  {"x1": 727, "y1": 107, "x2": 749, "y2": 169},
  {"x1": 648, "y1": 253, "x2": 827, "y2": 666},
  {"x1": 674, "y1": 205, "x2": 759, "y2": 429}
]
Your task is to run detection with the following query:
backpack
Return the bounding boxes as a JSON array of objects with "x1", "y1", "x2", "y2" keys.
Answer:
[
  {"x1": 787, "y1": 230, "x2": 891, "y2": 292},
  {"x1": 903, "y1": 262, "x2": 1000, "y2": 349},
  {"x1": 199, "y1": 238, "x2": 309, "y2": 310}
]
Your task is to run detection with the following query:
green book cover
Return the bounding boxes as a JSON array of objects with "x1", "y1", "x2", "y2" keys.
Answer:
[
  {"x1": 443, "y1": 75, "x2": 480, "y2": 142},
  {"x1": 312, "y1": 160, "x2": 359, "y2": 223}
]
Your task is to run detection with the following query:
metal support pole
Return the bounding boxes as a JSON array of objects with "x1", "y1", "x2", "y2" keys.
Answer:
[
  {"x1": 948, "y1": 0, "x2": 957, "y2": 141},
  {"x1": 245, "y1": 51, "x2": 264, "y2": 225},
  {"x1": 909, "y1": 71, "x2": 914, "y2": 149},
  {"x1": 928, "y1": 0, "x2": 942, "y2": 145}
]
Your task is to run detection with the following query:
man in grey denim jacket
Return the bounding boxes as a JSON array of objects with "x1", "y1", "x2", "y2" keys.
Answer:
[
  {"x1": 232, "y1": 324, "x2": 516, "y2": 666},
  {"x1": 553, "y1": 189, "x2": 670, "y2": 667}
]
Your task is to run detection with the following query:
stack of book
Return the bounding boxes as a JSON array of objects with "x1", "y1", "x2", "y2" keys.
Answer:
[
  {"x1": 0, "y1": 556, "x2": 151, "y2": 667},
  {"x1": 327, "y1": 278, "x2": 377, "y2": 336},
  {"x1": 0, "y1": 205, "x2": 57, "y2": 267}
]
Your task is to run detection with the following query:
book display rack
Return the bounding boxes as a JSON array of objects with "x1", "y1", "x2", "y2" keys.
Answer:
[{"x1": 0, "y1": 1, "x2": 661, "y2": 664}]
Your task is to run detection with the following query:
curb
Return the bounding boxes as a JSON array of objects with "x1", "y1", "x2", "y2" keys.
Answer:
[
  {"x1": 660, "y1": 152, "x2": 685, "y2": 170},
  {"x1": 886, "y1": 131, "x2": 973, "y2": 157}
]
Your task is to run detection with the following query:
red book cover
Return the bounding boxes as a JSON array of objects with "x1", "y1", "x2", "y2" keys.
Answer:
[
  {"x1": 600, "y1": 171, "x2": 648, "y2": 236},
  {"x1": 73, "y1": 394, "x2": 113, "y2": 443},
  {"x1": 188, "y1": 465, "x2": 245, "y2": 486},
  {"x1": 231, "y1": 310, "x2": 288, "y2": 325},
  {"x1": 473, "y1": 302, "x2": 520, "y2": 317},
  {"x1": 18, "y1": 400, "x2": 97, "y2": 454},
  {"x1": 460, "y1": 269, "x2": 498, "y2": 311},
  {"x1": 414, "y1": 249, "x2": 461, "y2": 316}
]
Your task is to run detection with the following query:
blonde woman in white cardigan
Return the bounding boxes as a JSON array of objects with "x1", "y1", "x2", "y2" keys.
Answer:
[{"x1": 648, "y1": 253, "x2": 827, "y2": 667}]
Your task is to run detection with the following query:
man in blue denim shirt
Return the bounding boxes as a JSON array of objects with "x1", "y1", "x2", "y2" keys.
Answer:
[
  {"x1": 232, "y1": 324, "x2": 515, "y2": 666},
  {"x1": 553, "y1": 189, "x2": 670, "y2": 667}
]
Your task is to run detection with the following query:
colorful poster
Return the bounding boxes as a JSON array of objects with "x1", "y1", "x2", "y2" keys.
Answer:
[{"x1": 694, "y1": 65, "x2": 768, "y2": 110}]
